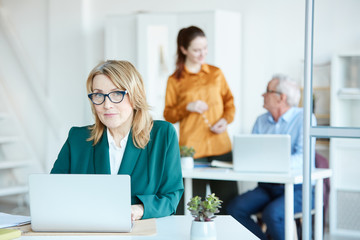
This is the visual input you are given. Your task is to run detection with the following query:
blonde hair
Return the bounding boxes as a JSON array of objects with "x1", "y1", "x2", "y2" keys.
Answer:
[{"x1": 86, "y1": 60, "x2": 153, "y2": 149}]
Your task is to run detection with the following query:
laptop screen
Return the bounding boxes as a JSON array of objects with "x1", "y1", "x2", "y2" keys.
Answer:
[
  {"x1": 29, "y1": 174, "x2": 132, "y2": 232},
  {"x1": 233, "y1": 134, "x2": 291, "y2": 174}
]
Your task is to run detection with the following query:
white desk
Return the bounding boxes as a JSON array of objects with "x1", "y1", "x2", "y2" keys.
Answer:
[
  {"x1": 20, "y1": 215, "x2": 258, "y2": 240},
  {"x1": 182, "y1": 168, "x2": 332, "y2": 240}
]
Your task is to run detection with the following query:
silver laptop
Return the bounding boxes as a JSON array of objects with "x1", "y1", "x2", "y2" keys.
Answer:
[
  {"x1": 29, "y1": 174, "x2": 132, "y2": 232},
  {"x1": 233, "y1": 134, "x2": 291, "y2": 173}
]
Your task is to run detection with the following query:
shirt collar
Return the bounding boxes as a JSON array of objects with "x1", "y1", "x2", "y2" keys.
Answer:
[
  {"x1": 281, "y1": 107, "x2": 296, "y2": 122},
  {"x1": 201, "y1": 64, "x2": 210, "y2": 73},
  {"x1": 107, "y1": 128, "x2": 130, "y2": 149},
  {"x1": 267, "y1": 107, "x2": 296, "y2": 123},
  {"x1": 183, "y1": 64, "x2": 210, "y2": 75}
]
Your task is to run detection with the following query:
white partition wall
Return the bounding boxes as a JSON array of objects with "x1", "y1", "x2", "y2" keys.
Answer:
[
  {"x1": 104, "y1": 11, "x2": 242, "y2": 137},
  {"x1": 329, "y1": 53, "x2": 360, "y2": 237}
]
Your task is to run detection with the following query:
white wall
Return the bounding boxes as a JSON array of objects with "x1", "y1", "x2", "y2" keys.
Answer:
[
  {"x1": 1, "y1": 0, "x2": 360, "y2": 169},
  {"x1": 1, "y1": 0, "x2": 47, "y2": 87},
  {"x1": 82, "y1": 0, "x2": 360, "y2": 133},
  {"x1": 0, "y1": 0, "x2": 49, "y2": 165}
]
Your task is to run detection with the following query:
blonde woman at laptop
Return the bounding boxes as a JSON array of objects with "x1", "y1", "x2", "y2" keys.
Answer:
[
  {"x1": 164, "y1": 26, "x2": 238, "y2": 214},
  {"x1": 226, "y1": 74, "x2": 316, "y2": 240},
  {"x1": 51, "y1": 60, "x2": 184, "y2": 221}
]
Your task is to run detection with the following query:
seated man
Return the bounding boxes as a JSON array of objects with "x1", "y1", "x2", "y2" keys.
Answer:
[{"x1": 226, "y1": 74, "x2": 316, "y2": 240}]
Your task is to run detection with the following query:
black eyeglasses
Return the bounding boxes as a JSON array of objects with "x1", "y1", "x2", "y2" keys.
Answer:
[
  {"x1": 265, "y1": 89, "x2": 282, "y2": 95},
  {"x1": 88, "y1": 90, "x2": 127, "y2": 105}
]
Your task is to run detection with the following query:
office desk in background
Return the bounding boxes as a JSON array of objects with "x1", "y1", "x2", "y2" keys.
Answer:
[
  {"x1": 19, "y1": 215, "x2": 258, "y2": 240},
  {"x1": 182, "y1": 168, "x2": 332, "y2": 240}
]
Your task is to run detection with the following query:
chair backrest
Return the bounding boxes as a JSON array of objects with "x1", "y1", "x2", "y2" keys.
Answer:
[{"x1": 315, "y1": 152, "x2": 330, "y2": 222}]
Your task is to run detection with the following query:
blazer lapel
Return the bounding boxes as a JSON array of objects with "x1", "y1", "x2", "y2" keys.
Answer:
[
  {"x1": 93, "y1": 129, "x2": 111, "y2": 174},
  {"x1": 118, "y1": 128, "x2": 142, "y2": 175}
]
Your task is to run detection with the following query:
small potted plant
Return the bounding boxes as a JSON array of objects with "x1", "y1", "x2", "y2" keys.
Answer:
[
  {"x1": 180, "y1": 145, "x2": 195, "y2": 169},
  {"x1": 187, "y1": 193, "x2": 222, "y2": 240}
]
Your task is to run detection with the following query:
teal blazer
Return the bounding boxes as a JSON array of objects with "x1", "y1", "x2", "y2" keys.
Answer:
[{"x1": 51, "y1": 120, "x2": 184, "y2": 219}]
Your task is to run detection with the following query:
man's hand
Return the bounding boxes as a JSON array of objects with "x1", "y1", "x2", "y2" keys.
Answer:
[
  {"x1": 131, "y1": 204, "x2": 144, "y2": 221},
  {"x1": 186, "y1": 100, "x2": 208, "y2": 114},
  {"x1": 210, "y1": 118, "x2": 228, "y2": 134}
]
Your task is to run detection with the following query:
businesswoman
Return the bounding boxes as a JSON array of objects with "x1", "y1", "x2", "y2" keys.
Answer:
[
  {"x1": 163, "y1": 26, "x2": 237, "y2": 214},
  {"x1": 51, "y1": 60, "x2": 184, "y2": 220}
]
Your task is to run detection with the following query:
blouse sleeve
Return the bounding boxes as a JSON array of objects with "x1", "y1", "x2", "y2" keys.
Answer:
[
  {"x1": 219, "y1": 70, "x2": 235, "y2": 124},
  {"x1": 163, "y1": 76, "x2": 189, "y2": 123}
]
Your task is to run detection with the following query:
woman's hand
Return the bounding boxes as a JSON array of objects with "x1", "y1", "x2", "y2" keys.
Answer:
[
  {"x1": 131, "y1": 204, "x2": 144, "y2": 221},
  {"x1": 210, "y1": 118, "x2": 228, "y2": 134},
  {"x1": 186, "y1": 100, "x2": 208, "y2": 114}
]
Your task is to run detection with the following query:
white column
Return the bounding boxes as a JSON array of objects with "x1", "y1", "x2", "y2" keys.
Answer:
[
  {"x1": 314, "y1": 179, "x2": 324, "y2": 240},
  {"x1": 184, "y1": 178, "x2": 193, "y2": 216},
  {"x1": 285, "y1": 183, "x2": 294, "y2": 240}
]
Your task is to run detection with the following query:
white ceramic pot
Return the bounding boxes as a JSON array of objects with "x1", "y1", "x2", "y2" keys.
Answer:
[
  {"x1": 190, "y1": 220, "x2": 217, "y2": 240},
  {"x1": 181, "y1": 157, "x2": 194, "y2": 169}
]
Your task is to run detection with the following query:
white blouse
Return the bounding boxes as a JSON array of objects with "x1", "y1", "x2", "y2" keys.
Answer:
[{"x1": 107, "y1": 128, "x2": 129, "y2": 175}]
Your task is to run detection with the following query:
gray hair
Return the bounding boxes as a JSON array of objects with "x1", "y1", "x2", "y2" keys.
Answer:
[{"x1": 272, "y1": 74, "x2": 301, "y2": 107}]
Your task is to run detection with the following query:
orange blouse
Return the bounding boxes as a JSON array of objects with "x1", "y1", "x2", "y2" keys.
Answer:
[{"x1": 164, "y1": 64, "x2": 235, "y2": 158}]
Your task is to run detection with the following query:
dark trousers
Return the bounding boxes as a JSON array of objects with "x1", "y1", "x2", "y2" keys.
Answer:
[
  {"x1": 226, "y1": 183, "x2": 314, "y2": 240},
  {"x1": 176, "y1": 151, "x2": 239, "y2": 215}
]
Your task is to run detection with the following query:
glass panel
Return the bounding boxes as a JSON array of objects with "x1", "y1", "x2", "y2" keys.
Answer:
[
  {"x1": 312, "y1": 63, "x2": 331, "y2": 126},
  {"x1": 312, "y1": 137, "x2": 360, "y2": 234},
  {"x1": 329, "y1": 137, "x2": 360, "y2": 235},
  {"x1": 313, "y1": 0, "x2": 360, "y2": 128},
  {"x1": 315, "y1": 138, "x2": 329, "y2": 162},
  {"x1": 310, "y1": 3, "x2": 360, "y2": 237},
  {"x1": 330, "y1": 56, "x2": 360, "y2": 128}
]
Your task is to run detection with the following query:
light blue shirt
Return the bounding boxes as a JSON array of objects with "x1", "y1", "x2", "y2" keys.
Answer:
[{"x1": 252, "y1": 107, "x2": 317, "y2": 171}]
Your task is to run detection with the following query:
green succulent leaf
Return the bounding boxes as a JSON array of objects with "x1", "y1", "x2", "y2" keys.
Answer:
[
  {"x1": 187, "y1": 193, "x2": 222, "y2": 222},
  {"x1": 180, "y1": 146, "x2": 196, "y2": 157}
]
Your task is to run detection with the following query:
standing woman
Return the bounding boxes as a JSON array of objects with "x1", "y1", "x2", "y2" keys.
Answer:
[{"x1": 164, "y1": 26, "x2": 238, "y2": 214}]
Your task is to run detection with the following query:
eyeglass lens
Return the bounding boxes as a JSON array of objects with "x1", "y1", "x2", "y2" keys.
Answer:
[
  {"x1": 89, "y1": 91, "x2": 126, "y2": 105},
  {"x1": 266, "y1": 88, "x2": 281, "y2": 94}
]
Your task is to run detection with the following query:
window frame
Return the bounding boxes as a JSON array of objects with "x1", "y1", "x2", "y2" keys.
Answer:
[{"x1": 303, "y1": 0, "x2": 360, "y2": 238}]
